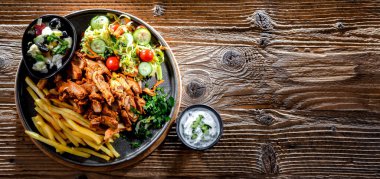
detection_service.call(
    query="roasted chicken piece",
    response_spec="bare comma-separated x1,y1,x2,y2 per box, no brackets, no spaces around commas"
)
58,81,88,100
93,71,114,105
126,77,141,94
101,115,118,129
104,128,120,142
102,104,118,118
135,96,146,114
68,56,86,80
104,123,126,142
120,110,132,129
91,100,102,113
85,59,111,81
72,99,88,114
37,79,48,90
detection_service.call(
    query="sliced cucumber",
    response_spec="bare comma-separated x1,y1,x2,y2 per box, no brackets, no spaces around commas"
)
90,39,107,54
138,62,153,77
123,33,134,46
133,28,151,45
91,16,109,29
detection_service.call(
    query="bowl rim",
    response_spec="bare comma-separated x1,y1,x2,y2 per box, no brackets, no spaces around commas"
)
15,9,182,171
21,14,78,79
176,104,223,151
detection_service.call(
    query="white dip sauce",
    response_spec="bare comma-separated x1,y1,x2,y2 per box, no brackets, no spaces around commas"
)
179,108,220,149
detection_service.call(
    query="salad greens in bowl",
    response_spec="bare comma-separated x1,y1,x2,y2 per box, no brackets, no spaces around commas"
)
22,15,77,79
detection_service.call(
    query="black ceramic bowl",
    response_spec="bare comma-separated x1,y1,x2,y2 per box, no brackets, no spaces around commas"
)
176,104,223,150
22,15,77,79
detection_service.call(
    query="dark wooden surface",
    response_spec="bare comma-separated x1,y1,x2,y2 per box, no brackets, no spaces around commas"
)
1,0,380,178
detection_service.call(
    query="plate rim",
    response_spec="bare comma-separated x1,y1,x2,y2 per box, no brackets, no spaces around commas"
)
15,8,182,171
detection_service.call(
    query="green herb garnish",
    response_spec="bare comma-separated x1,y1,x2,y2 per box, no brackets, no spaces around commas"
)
132,87,174,146
190,114,212,140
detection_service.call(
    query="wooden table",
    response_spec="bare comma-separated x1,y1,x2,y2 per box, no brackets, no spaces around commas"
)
1,0,380,178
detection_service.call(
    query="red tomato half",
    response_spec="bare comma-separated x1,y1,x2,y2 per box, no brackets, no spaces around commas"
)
106,56,120,71
139,49,154,62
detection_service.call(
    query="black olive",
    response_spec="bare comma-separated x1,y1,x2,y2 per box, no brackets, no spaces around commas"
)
61,31,68,38
49,18,61,29
36,43,49,53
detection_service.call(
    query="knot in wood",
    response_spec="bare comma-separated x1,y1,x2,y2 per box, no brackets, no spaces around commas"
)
186,80,206,99
248,10,273,30
335,22,345,30
259,37,270,47
258,114,273,126
152,4,165,16
221,50,245,71
260,143,279,174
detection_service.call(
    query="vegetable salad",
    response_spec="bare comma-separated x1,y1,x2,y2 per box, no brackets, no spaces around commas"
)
27,18,73,73
80,13,165,81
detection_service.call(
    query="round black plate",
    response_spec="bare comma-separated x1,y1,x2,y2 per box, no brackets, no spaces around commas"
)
15,9,181,168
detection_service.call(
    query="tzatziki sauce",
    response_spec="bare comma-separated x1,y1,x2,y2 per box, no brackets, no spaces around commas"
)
178,107,221,149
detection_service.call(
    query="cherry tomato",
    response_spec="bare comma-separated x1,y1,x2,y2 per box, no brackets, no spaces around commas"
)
106,56,120,71
139,49,154,62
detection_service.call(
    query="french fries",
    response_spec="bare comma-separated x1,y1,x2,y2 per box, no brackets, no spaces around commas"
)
50,99,74,110
106,142,120,158
24,76,121,161
76,147,110,161
25,131,90,158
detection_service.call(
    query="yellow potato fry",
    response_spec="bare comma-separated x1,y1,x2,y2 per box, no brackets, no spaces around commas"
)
50,99,74,110
106,142,120,158
35,107,61,131
53,107,89,127
50,128,66,146
35,99,60,120
71,131,95,143
42,88,49,96
60,108,89,126
56,129,67,140
63,131,79,147
76,147,110,161
82,138,102,151
34,116,54,141
25,76,45,99
66,119,102,144
32,117,47,137
27,87,39,101
25,131,90,158
100,145,114,158
70,132,85,146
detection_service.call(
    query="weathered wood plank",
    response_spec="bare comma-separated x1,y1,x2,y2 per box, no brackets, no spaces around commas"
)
1,0,380,177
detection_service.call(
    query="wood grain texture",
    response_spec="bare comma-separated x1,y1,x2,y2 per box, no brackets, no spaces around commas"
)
1,0,380,178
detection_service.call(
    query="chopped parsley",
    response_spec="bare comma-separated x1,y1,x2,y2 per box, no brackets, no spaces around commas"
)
131,87,174,148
